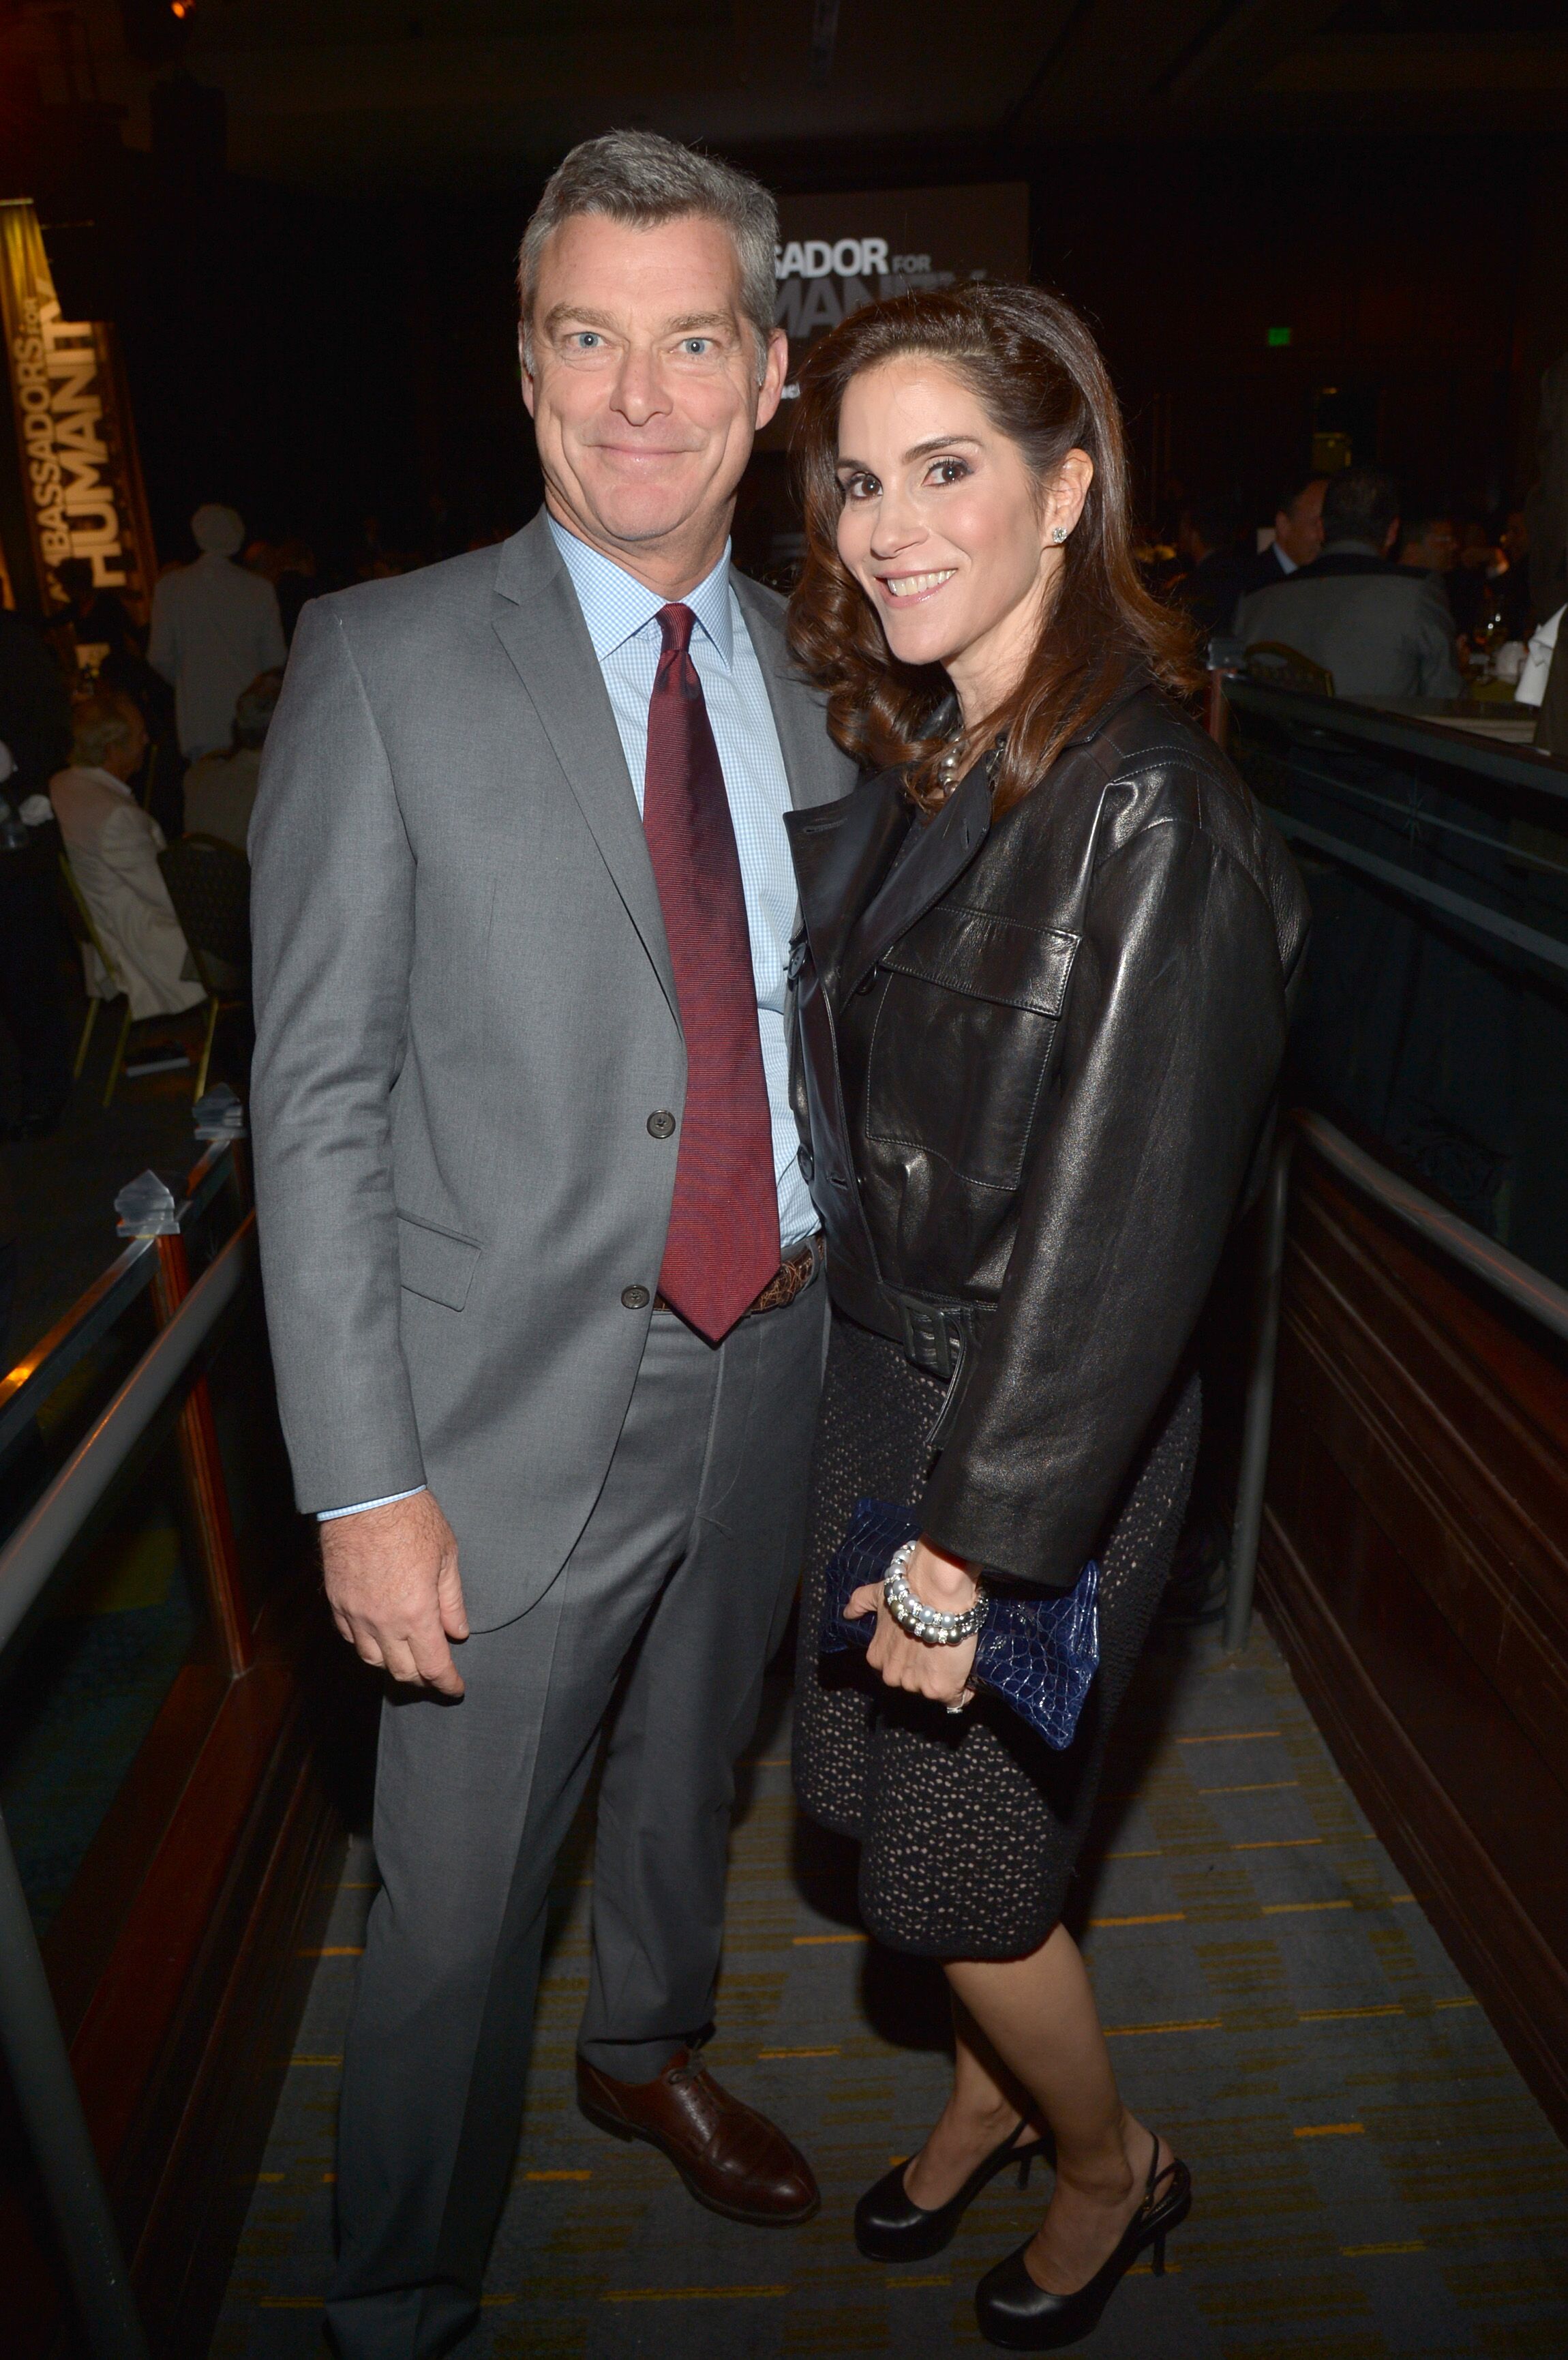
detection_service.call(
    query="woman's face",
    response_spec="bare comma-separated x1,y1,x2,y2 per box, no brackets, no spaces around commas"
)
834,357,1091,718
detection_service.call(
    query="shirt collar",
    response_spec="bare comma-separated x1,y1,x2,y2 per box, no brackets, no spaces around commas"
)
547,512,733,669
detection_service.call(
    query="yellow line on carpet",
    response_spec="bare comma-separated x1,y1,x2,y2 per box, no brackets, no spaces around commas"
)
1175,1729,1281,1744
792,1932,867,1945
1089,1912,1186,1928
524,2170,592,2181
1105,2017,1223,2037
1092,1994,1462,2040
290,2055,344,2065
1342,2242,1426,2257
299,1947,363,1957
1263,1899,1353,1915
601,2285,789,2303
890,2276,952,2288
1198,1779,1300,1794
757,2046,841,2059
1294,2123,1365,2138
1298,2003,1404,2022
1109,1835,1370,1859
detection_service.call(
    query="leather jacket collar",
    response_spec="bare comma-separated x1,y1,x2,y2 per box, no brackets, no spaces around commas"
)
785,663,1151,1003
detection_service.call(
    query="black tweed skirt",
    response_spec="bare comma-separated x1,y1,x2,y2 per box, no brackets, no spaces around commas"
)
794,1312,1201,1959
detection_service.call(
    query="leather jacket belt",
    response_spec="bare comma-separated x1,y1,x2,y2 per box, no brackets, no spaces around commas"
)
655,1232,824,1320
827,1259,995,1385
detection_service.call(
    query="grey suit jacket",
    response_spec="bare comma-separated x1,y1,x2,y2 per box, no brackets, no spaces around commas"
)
249,510,858,1628
1234,543,1461,702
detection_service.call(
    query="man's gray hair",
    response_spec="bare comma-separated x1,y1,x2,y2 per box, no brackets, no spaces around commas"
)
517,130,778,383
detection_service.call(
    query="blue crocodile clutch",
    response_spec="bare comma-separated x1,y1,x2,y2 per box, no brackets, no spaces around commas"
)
819,1497,1100,1752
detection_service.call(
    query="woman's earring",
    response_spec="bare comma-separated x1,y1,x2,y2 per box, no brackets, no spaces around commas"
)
1052,524,1068,543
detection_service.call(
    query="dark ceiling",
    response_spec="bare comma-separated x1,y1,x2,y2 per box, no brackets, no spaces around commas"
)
5,0,1568,194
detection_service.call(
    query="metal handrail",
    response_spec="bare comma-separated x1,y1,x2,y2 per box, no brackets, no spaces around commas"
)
0,1184,256,2360
0,1135,243,1463
0,1217,256,1656
1224,1111,1568,1651
1222,673,1568,799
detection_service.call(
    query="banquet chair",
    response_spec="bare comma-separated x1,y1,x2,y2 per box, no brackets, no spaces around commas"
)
156,834,252,1100
1245,641,1336,698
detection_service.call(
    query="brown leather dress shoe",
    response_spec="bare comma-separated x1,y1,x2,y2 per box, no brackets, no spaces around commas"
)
576,2048,819,2225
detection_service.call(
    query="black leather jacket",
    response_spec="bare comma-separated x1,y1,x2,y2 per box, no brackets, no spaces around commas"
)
786,674,1311,1591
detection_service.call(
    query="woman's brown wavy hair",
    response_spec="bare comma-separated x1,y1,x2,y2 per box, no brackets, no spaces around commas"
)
785,282,1201,818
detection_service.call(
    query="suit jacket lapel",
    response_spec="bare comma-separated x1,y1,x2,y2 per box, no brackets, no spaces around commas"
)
733,573,847,813
490,516,678,1024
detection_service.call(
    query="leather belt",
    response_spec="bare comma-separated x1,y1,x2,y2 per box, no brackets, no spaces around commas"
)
655,1232,824,1321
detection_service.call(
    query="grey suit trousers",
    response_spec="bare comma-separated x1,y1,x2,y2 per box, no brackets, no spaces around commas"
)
325,1275,828,2360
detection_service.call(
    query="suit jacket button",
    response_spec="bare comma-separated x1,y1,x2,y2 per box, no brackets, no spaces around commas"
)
621,1285,650,1310
647,1110,676,1139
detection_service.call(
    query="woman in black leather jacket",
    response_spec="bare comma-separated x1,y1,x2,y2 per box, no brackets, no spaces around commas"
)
784,284,1310,2349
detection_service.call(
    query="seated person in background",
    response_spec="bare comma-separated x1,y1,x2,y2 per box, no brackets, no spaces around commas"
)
1239,473,1327,596
1169,494,1248,642
50,691,206,1023
183,670,282,849
1398,511,1460,582
1233,466,1461,701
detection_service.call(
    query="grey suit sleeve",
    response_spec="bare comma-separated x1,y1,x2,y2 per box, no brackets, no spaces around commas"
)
248,599,425,1512
1415,580,1462,698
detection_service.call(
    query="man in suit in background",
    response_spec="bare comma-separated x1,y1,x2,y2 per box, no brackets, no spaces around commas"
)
1234,466,1460,700
1169,493,1250,644
1239,473,1327,599
250,130,857,2359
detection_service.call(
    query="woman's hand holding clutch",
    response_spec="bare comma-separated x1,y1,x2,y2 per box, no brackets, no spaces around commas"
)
847,1539,980,1708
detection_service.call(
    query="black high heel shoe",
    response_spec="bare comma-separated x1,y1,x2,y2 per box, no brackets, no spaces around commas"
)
854,2119,1051,2262
974,2130,1191,2350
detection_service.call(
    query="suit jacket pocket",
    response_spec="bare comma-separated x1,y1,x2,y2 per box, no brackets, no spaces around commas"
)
396,1211,481,1311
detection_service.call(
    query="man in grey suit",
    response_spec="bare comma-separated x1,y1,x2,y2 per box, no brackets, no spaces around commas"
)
250,132,856,2357
1234,466,1460,701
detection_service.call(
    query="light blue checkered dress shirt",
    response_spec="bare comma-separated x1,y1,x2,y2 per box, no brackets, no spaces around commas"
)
320,518,814,1521
546,513,814,1249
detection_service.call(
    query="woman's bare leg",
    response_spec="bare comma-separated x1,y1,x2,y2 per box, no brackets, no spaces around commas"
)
901,1996,1042,2207
931,1924,1172,2291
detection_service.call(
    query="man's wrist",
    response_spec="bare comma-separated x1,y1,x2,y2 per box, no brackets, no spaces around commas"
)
318,1486,426,1523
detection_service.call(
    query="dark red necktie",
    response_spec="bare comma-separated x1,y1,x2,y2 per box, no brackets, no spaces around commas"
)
643,603,781,1343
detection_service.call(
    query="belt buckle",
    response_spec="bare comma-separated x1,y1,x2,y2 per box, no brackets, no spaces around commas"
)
899,1298,961,1382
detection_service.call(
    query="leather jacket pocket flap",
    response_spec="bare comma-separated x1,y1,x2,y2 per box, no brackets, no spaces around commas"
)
397,1212,480,1311
881,906,1079,1017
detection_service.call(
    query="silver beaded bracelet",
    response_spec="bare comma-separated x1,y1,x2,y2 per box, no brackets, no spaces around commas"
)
881,1539,987,1644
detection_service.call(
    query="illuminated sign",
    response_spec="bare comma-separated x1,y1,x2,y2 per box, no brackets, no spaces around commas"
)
759,183,1029,446
0,200,158,621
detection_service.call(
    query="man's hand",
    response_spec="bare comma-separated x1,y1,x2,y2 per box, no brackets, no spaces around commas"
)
847,1538,979,1709
321,1489,469,1697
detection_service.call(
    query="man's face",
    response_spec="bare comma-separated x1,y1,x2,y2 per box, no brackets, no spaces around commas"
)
1275,478,1326,569
1406,518,1458,572
521,212,787,571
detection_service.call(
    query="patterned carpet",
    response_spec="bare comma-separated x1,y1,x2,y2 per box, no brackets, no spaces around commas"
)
212,1617,1568,2358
